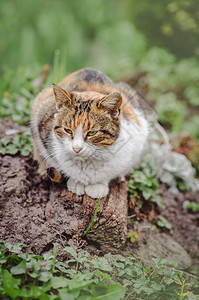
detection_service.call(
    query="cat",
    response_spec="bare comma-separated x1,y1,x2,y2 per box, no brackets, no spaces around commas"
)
31,68,149,198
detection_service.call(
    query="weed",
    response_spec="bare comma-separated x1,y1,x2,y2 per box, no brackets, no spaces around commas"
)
128,170,164,208
0,241,124,300
0,241,197,300
183,201,199,213
127,231,139,243
0,131,32,156
157,216,172,230
175,279,193,300
0,67,42,125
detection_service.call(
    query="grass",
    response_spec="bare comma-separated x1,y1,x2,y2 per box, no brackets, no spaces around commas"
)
83,197,101,237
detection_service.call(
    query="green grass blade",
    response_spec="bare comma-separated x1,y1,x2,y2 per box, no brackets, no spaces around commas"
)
83,197,101,237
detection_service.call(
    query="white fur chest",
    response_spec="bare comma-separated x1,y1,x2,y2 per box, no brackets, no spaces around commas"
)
60,156,107,185
49,113,149,185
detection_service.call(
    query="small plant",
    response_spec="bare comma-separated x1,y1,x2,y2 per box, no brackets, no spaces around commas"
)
176,178,191,192
175,279,193,300
157,216,172,230
183,201,199,213
0,131,32,156
0,94,32,125
128,170,164,208
127,231,139,243
0,241,125,300
0,241,197,300
0,67,44,125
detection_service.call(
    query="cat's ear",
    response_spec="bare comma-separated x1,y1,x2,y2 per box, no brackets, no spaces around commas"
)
53,84,73,108
98,92,122,116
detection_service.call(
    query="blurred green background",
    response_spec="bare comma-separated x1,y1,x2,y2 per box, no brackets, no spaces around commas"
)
0,0,199,144
1,0,199,76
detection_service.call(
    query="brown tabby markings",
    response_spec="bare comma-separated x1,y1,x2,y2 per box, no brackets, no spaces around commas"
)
57,68,140,126
53,91,120,147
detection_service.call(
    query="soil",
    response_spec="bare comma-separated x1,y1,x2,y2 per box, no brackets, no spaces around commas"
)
0,119,199,271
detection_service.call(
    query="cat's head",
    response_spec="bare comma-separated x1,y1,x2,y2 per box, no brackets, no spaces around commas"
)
52,84,122,157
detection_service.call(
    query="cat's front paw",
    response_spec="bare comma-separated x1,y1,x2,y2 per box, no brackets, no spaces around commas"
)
67,178,85,195
85,183,109,199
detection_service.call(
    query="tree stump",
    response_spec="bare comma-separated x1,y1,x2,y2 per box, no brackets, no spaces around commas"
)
0,154,128,255
46,179,128,252
0,117,128,256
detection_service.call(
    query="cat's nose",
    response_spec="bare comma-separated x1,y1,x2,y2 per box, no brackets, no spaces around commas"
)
73,147,82,153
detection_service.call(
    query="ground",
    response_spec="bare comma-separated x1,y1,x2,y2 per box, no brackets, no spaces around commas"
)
0,118,198,275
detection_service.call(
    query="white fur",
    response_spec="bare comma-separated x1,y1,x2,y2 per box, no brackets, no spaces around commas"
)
42,109,149,198
72,123,84,150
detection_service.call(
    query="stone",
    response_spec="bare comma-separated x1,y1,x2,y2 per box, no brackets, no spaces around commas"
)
133,225,191,270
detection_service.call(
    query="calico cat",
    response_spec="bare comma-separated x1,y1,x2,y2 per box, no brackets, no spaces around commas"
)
31,68,149,198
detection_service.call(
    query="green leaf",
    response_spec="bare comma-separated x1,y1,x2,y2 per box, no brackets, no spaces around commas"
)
59,288,80,300
68,278,94,291
130,235,137,243
91,283,125,300
39,271,53,282
96,257,112,272
150,195,164,208
55,261,76,276
183,201,199,212
94,270,112,282
20,144,32,156
150,282,164,291
12,135,22,147
0,148,6,155
5,144,19,155
157,216,172,230
64,247,78,259
2,269,20,299
28,260,41,278
132,171,149,185
43,252,55,261
51,276,69,289
152,258,167,268
19,286,51,299
0,138,10,146
142,188,154,200
176,179,190,191
5,242,26,253
10,260,26,275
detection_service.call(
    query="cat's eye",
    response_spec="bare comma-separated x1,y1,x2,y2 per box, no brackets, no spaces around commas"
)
87,131,97,136
64,128,72,134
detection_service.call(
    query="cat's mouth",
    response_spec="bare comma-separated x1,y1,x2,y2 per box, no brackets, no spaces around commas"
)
72,154,89,162
72,150,94,161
